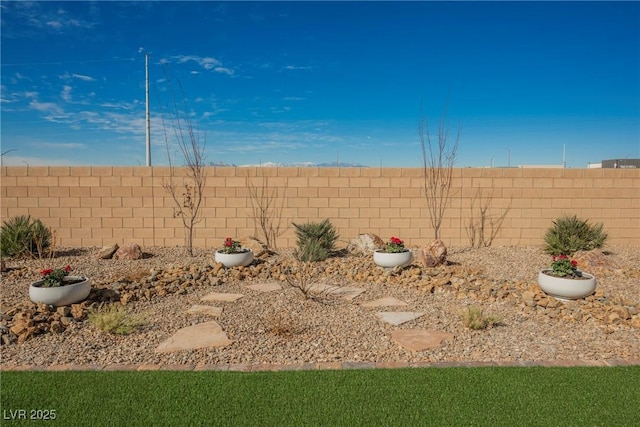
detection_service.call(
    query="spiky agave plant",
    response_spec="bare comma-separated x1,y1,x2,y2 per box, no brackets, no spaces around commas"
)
543,214,607,256
292,218,339,262
0,215,51,258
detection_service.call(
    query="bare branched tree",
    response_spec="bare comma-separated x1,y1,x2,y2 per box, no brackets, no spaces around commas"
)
419,97,460,240
157,72,207,256
247,169,286,251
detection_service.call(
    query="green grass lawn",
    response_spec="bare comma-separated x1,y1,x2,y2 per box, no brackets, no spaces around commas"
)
2,367,639,426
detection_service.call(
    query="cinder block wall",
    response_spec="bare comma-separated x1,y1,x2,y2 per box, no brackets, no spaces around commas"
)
1,166,638,249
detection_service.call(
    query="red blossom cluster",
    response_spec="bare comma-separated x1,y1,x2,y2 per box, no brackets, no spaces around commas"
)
390,237,403,245
553,255,578,267
40,265,71,276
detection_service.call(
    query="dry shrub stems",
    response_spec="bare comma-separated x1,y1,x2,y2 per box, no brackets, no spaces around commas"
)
284,258,338,302
466,187,511,248
247,170,286,251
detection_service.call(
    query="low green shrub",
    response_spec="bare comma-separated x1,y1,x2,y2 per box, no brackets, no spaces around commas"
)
88,304,145,335
292,219,339,262
0,215,52,258
544,214,607,256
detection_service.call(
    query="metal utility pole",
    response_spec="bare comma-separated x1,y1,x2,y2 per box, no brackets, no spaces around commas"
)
145,51,151,166
562,144,566,168
140,48,151,166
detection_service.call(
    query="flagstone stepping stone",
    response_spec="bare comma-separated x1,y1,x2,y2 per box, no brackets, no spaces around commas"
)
201,292,244,302
187,305,222,317
155,321,231,353
391,329,454,352
307,283,366,300
245,283,282,292
361,297,408,308
376,312,425,326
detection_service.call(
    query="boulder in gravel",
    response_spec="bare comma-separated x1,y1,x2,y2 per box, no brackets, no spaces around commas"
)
348,233,384,254
419,239,447,267
573,250,619,273
114,243,143,260
97,243,119,259
0,259,7,272
238,236,269,258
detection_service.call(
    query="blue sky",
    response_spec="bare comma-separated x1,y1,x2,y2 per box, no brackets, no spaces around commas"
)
1,1,638,168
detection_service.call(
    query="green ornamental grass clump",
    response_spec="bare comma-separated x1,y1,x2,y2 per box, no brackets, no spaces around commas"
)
292,219,339,262
88,305,145,335
543,214,607,256
0,215,52,258
461,306,501,330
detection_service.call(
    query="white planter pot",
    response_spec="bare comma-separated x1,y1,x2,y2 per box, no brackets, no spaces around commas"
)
29,276,91,306
537,269,596,301
215,249,254,267
373,249,412,268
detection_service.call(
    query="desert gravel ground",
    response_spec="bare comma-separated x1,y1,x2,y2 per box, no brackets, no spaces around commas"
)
1,245,639,368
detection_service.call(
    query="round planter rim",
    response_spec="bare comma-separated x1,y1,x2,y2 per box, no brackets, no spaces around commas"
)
373,249,411,254
30,275,89,288
539,269,595,280
215,249,252,255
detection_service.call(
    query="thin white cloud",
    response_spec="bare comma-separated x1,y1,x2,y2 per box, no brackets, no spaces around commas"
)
59,72,96,82
72,73,95,82
29,100,65,115
283,65,313,71
172,55,221,70
214,67,234,76
61,85,72,101
33,142,86,150
164,54,235,75
1,2,95,37
99,102,136,110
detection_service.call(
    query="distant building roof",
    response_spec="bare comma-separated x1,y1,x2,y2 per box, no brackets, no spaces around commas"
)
601,159,640,169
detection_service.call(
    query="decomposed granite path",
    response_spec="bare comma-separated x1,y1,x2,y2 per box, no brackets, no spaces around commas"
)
155,282,453,354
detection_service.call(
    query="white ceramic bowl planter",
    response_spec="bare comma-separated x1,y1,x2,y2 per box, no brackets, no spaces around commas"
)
373,249,413,268
537,269,596,301
29,276,91,306
215,249,254,267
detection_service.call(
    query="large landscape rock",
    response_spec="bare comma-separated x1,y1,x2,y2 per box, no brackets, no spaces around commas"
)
573,249,620,274
97,243,119,260
348,233,385,254
419,239,447,267
238,236,270,258
114,243,143,260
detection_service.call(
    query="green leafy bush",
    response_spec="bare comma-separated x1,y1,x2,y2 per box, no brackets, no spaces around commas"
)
543,215,607,256
0,215,52,258
292,219,339,262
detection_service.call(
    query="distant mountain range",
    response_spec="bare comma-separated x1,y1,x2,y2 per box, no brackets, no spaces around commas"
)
208,161,368,168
